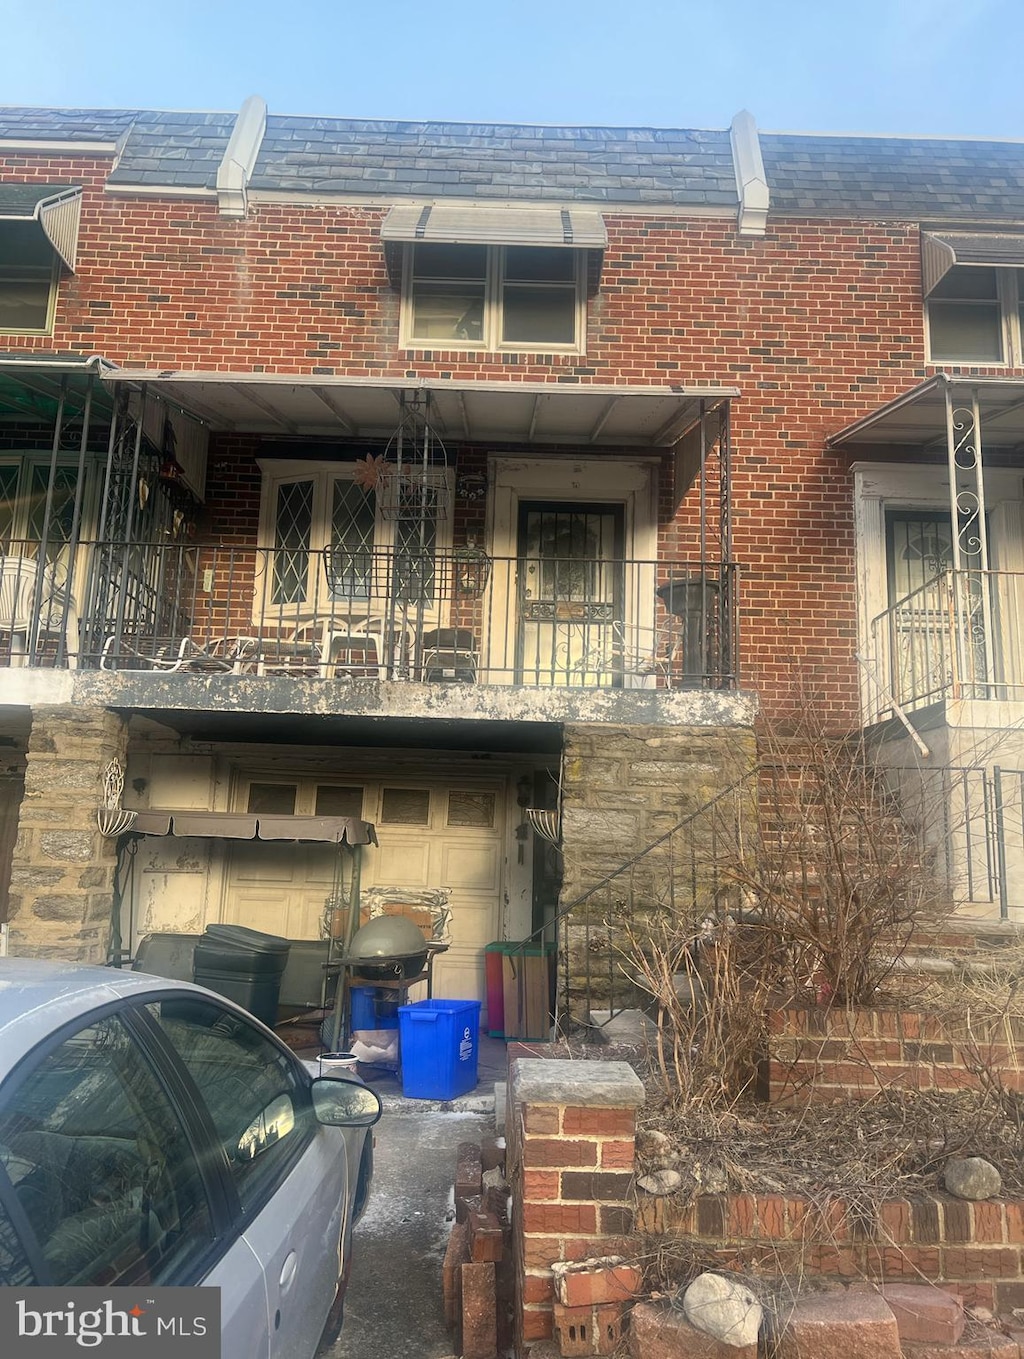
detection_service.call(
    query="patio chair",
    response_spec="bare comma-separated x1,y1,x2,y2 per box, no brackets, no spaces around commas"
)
0,555,79,668
100,635,235,672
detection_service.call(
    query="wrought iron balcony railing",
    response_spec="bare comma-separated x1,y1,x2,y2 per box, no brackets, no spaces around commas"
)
0,540,739,691
869,568,1024,716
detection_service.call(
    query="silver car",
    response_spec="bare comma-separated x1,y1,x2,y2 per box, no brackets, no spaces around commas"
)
0,959,381,1358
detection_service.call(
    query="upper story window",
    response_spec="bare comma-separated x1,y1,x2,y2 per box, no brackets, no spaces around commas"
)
0,186,82,334
926,264,1024,365
0,226,57,333
403,243,584,352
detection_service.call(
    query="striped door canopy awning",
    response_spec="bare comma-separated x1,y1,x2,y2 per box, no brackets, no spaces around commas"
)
132,811,378,844
0,183,83,272
921,230,1024,296
380,203,608,249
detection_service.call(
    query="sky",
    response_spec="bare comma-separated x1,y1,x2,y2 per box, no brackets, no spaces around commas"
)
4,0,1024,139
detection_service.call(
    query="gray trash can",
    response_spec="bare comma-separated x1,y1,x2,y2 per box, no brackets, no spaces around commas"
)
193,924,291,1027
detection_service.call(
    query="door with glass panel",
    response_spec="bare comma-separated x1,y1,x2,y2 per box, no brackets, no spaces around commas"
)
885,510,994,703
516,502,624,686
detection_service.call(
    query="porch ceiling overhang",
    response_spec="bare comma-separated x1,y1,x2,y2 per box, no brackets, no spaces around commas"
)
0,184,83,272
827,375,1024,454
0,355,119,423
101,371,737,448
132,810,378,844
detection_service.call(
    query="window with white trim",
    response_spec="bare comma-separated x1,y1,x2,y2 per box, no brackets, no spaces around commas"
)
257,460,453,619
402,244,584,351
926,266,1024,364
0,227,57,333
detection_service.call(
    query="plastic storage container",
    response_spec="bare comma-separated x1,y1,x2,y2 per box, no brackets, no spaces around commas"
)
350,983,400,1031
484,942,511,1037
193,924,291,1027
398,998,482,1100
132,932,199,983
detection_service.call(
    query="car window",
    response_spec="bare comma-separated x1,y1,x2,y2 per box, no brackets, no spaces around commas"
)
146,999,309,1215
0,1195,36,1286
0,1012,215,1286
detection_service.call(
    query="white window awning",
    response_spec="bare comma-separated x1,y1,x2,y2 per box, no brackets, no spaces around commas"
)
380,203,608,250
921,230,1024,296
0,183,83,272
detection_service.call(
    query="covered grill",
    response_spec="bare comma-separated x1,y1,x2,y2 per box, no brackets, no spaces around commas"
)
347,916,429,981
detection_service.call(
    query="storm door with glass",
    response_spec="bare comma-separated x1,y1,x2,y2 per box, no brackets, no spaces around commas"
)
516,502,624,686
886,510,991,703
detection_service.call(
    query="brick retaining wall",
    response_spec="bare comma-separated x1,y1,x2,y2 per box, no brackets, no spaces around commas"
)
766,1004,1024,1104
635,1187,1024,1313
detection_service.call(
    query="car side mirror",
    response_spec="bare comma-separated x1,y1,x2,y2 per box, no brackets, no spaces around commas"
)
311,1076,383,1127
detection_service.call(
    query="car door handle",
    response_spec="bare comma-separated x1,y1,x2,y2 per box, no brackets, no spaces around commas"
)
279,1251,298,1294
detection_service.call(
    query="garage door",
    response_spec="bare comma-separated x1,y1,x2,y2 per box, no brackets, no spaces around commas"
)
224,776,505,1004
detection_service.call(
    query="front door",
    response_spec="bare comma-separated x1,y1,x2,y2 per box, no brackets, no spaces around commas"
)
516,502,624,685
885,510,992,700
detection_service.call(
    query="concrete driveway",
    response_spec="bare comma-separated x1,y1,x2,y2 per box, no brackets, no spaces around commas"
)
327,1036,506,1359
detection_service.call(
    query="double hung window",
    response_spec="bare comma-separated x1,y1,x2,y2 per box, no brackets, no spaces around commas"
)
927,265,1024,364
403,244,583,351
0,226,56,333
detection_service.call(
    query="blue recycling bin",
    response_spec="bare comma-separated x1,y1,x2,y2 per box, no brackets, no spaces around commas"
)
398,998,481,1099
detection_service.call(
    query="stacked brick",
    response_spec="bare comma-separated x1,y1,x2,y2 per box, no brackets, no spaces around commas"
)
629,1282,1024,1359
635,1184,1024,1313
444,1137,514,1358
507,1057,646,1353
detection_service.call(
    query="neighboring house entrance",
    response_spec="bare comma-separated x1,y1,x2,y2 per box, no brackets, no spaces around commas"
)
516,501,624,686
222,775,504,1004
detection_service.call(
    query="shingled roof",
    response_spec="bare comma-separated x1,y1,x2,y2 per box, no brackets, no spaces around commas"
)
0,106,139,143
247,117,738,205
762,133,1024,221
5,102,1024,223
107,110,237,190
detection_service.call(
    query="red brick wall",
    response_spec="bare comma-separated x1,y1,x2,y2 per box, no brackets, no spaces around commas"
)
5,150,1024,718
636,1187,1024,1312
766,1004,1024,1104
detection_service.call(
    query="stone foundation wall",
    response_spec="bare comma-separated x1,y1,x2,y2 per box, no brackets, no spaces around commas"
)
558,722,756,1014
7,705,128,961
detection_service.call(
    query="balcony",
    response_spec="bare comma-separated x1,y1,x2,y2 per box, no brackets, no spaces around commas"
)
0,542,738,692
869,568,1024,717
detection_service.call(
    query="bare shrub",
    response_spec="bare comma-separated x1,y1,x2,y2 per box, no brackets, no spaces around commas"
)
728,703,950,1006
624,910,772,1108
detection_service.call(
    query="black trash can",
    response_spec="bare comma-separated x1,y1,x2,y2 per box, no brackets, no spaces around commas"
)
193,924,291,1027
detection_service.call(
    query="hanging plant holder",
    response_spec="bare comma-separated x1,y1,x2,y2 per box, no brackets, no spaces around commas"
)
96,758,138,838
526,807,562,848
379,392,449,522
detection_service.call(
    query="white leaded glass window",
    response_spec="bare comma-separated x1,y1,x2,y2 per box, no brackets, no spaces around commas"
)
257,459,452,619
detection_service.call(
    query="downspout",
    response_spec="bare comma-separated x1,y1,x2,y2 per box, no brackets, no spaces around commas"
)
730,111,769,237
216,95,267,219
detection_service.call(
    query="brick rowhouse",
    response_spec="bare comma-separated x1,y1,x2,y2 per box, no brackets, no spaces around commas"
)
3,134,1001,723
